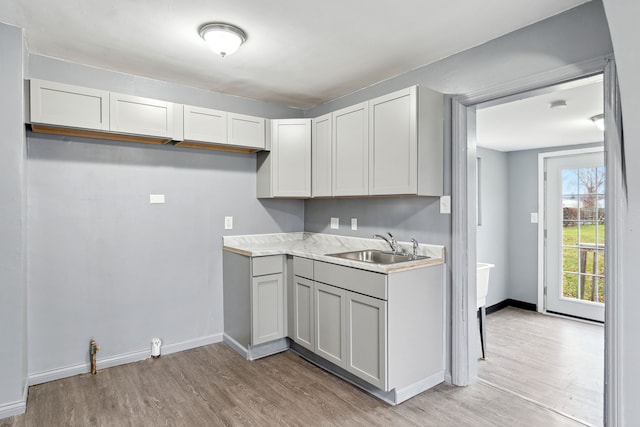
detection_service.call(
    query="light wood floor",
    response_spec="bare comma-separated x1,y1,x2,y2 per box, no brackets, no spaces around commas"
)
2,308,597,427
478,307,604,427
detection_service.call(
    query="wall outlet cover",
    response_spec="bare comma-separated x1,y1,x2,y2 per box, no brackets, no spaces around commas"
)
330,217,339,229
531,212,539,223
224,216,233,230
149,194,165,204
351,217,358,231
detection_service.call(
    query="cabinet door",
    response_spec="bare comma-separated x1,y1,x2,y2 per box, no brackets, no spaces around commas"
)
30,79,109,131
251,273,285,345
272,119,311,197
293,276,315,351
332,102,369,196
312,113,332,197
314,282,346,367
228,113,265,149
369,86,417,195
183,105,227,144
346,291,387,390
110,93,174,138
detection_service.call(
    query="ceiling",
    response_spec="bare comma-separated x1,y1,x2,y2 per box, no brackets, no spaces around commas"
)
0,0,589,110
476,75,604,151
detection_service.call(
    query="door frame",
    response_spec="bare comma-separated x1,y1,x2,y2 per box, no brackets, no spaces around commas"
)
451,55,623,425
537,146,605,318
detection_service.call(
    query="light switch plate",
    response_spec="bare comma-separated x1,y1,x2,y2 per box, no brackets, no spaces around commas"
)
531,212,539,223
150,194,165,204
224,216,233,230
439,195,451,214
330,217,339,229
351,217,358,231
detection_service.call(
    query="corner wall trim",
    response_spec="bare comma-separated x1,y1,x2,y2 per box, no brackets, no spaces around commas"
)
28,333,224,386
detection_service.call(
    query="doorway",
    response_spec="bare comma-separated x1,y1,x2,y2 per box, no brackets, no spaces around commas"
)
451,58,623,424
544,149,605,322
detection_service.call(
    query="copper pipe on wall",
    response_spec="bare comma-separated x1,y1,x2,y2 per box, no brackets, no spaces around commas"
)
90,340,100,374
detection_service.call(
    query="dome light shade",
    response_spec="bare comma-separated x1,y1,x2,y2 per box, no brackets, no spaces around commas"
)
591,114,605,131
199,23,247,57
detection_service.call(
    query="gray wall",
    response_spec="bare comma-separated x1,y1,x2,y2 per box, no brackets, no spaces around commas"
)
0,22,27,412
305,197,450,246
26,61,305,377
476,147,509,307
601,0,640,423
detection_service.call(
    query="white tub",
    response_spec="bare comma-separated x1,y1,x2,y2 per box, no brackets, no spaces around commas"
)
477,263,495,308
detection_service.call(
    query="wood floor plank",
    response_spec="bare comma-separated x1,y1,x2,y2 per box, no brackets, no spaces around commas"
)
3,324,589,427
478,307,603,426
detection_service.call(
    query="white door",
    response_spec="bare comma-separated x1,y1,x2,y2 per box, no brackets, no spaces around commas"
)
546,150,605,322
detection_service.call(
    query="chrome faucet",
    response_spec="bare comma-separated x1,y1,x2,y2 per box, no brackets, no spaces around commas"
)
410,238,419,258
374,232,398,254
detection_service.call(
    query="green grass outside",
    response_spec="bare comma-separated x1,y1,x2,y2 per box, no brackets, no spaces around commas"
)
562,223,605,302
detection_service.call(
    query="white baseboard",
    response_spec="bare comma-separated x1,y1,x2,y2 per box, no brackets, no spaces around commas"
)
394,371,445,404
0,398,26,420
28,333,224,386
162,333,223,356
223,334,249,359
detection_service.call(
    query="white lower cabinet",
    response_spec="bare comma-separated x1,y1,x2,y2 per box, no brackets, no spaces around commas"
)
223,252,287,360
314,282,347,367
292,276,314,351
291,256,444,400
345,291,387,390
251,273,285,345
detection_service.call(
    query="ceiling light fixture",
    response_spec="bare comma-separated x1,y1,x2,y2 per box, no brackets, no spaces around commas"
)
590,114,605,131
199,23,247,57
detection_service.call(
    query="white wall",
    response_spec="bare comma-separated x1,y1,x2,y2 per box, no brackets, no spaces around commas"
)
25,58,305,382
601,0,640,423
0,22,27,418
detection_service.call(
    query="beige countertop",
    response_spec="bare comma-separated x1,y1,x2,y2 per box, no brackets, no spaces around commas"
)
223,232,445,274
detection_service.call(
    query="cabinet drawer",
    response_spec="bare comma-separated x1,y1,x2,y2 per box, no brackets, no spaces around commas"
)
252,255,283,277
314,261,387,300
293,256,314,279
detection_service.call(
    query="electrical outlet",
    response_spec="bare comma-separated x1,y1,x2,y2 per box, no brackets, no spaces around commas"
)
531,212,539,223
351,217,358,231
224,216,233,230
149,194,165,204
330,217,339,229
439,195,451,214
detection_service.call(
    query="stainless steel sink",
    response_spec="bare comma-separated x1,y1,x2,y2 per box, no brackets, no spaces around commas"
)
326,249,429,264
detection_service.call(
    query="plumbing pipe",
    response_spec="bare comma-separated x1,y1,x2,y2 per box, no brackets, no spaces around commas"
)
90,340,100,374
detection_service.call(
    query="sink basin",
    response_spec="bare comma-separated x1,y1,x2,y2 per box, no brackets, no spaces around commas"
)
326,249,429,264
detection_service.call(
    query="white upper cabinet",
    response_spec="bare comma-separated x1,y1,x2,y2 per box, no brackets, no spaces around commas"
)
369,87,417,195
257,119,311,198
183,105,227,144
29,79,267,151
312,113,332,197
332,102,369,196
110,93,174,138
228,113,265,150
30,79,109,131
